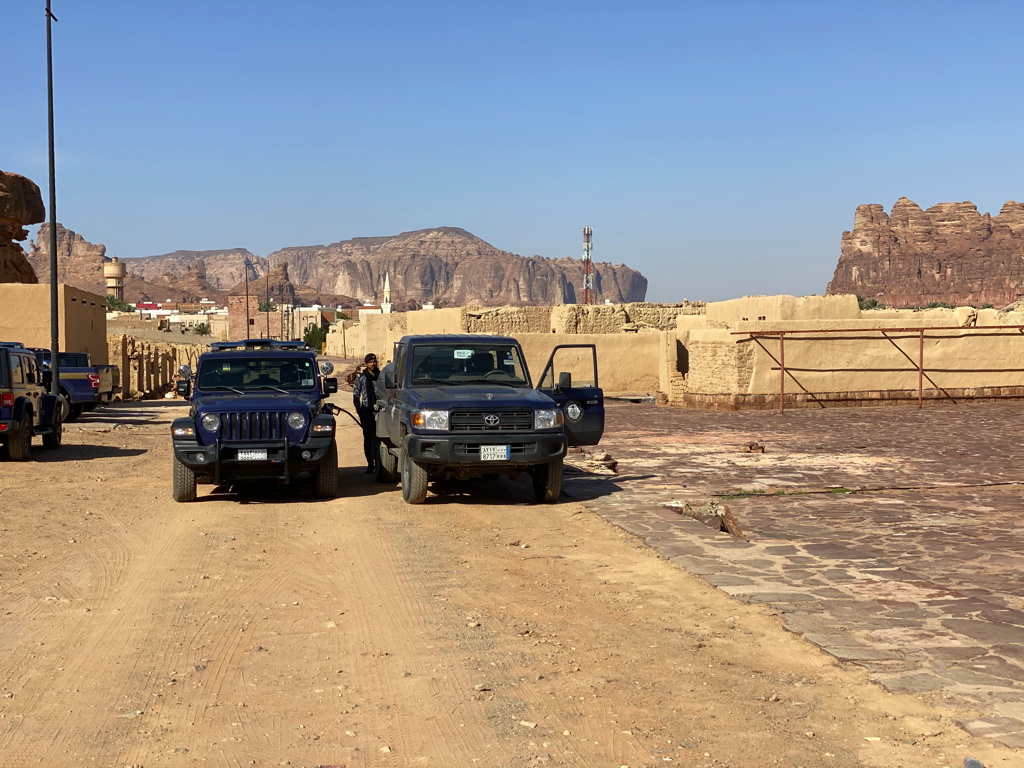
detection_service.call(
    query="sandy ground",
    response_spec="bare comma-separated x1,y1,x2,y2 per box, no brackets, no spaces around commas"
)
0,400,1016,768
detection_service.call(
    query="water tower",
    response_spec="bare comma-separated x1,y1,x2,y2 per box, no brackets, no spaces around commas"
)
103,257,127,302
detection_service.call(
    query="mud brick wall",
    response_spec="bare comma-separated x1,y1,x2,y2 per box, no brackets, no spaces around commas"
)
107,334,206,399
684,335,754,396
464,306,552,334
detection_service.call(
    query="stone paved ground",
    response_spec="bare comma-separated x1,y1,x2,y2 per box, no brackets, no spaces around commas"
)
564,401,1024,749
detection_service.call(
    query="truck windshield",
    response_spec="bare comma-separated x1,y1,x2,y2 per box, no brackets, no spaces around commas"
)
409,344,530,387
196,357,318,391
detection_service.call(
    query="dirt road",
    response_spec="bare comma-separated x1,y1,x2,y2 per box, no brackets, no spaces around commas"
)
0,401,1016,768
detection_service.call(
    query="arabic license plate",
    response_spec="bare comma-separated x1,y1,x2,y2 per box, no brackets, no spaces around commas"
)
237,449,268,461
480,445,510,461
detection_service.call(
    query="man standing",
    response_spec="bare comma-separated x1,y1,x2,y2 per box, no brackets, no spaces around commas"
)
353,353,380,473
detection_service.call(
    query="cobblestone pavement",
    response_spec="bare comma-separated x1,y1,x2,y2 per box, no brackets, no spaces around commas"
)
564,401,1024,749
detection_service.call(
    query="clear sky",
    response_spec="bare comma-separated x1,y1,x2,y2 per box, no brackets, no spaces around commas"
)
5,1,1023,302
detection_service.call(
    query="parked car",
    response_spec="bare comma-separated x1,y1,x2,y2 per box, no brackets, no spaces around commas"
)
170,339,340,502
376,334,604,504
30,349,120,422
0,343,63,459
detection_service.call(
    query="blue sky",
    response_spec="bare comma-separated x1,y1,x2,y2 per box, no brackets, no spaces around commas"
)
5,1,1023,302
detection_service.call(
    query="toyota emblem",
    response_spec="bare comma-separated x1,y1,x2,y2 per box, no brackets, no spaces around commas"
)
484,414,500,427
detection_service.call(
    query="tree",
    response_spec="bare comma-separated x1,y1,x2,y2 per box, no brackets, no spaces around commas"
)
105,295,134,313
192,323,212,336
304,324,327,351
258,300,277,313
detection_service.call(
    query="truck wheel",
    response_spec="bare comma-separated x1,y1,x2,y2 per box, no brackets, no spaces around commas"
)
57,394,71,422
8,415,33,461
314,441,339,499
376,442,399,483
531,457,564,503
65,403,84,423
400,445,428,504
42,416,63,450
172,455,197,502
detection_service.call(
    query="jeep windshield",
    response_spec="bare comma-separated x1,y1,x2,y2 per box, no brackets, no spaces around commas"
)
196,357,319,392
409,344,530,387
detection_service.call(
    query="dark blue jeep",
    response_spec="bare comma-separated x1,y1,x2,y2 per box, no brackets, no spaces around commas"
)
376,334,604,504
0,342,63,460
171,340,340,501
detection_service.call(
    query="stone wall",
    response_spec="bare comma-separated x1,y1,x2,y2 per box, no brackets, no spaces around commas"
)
107,335,205,399
0,284,108,362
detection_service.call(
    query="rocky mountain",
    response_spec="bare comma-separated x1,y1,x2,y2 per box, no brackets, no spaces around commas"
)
29,225,648,307
828,197,1024,307
265,227,647,306
0,170,43,284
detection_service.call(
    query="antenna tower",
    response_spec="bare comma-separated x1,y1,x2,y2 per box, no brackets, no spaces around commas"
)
581,226,594,305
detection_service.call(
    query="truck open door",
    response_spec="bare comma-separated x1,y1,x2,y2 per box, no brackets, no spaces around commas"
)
536,344,604,446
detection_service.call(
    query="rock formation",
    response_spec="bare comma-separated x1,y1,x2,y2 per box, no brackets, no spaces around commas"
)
828,198,1024,307
28,222,108,291
126,248,265,291
0,170,43,283
265,227,647,306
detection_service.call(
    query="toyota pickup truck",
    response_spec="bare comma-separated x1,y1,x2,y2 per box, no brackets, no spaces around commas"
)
31,349,120,421
375,334,604,504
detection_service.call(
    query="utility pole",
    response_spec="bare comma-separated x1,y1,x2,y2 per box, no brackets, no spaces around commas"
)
243,257,250,339
265,271,270,338
581,226,594,305
46,1,60,395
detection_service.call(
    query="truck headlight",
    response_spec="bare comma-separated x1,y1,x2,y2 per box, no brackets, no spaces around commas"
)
412,410,449,430
200,413,220,432
287,412,307,430
534,409,563,429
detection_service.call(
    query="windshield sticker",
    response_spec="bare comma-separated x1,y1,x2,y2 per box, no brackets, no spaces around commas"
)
503,359,515,366
453,349,473,359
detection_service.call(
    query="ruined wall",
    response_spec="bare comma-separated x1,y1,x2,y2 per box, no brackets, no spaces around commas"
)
107,335,205,399
464,306,552,334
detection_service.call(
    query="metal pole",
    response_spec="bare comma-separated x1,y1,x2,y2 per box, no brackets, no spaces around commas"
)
265,272,270,338
779,333,786,413
918,329,924,408
243,258,250,338
46,1,60,396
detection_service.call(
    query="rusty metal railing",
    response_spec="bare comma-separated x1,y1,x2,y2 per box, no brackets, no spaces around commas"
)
731,325,1024,412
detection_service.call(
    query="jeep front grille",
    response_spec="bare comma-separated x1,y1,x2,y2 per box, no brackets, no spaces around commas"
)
219,412,287,441
450,409,533,432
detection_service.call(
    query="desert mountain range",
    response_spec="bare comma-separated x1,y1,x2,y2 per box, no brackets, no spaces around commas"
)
26,224,648,308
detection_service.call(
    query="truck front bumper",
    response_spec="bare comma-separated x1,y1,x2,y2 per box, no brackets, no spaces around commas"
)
173,435,335,484
405,432,566,468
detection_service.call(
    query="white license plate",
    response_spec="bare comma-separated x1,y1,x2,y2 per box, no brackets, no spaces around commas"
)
480,445,510,461
237,449,268,461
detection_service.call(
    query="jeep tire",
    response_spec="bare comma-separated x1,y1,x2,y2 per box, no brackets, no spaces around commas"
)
313,440,338,499
531,457,563,504
172,455,197,502
376,442,399,483
8,415,32,461
42,416,62,450
400,445,428,504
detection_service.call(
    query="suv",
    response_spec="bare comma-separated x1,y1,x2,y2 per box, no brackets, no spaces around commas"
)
376,334,604,504
171,340,340,502
0,342,63,459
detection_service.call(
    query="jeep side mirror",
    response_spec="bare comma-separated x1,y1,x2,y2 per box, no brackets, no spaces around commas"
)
41,370,53,387
384,370,395,389
176,380,191,398
324,378,338,394
558,371,572,390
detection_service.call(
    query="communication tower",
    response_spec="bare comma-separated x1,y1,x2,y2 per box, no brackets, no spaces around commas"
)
581,226,594,305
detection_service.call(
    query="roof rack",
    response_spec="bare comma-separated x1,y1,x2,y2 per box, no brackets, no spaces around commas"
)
0,342,25,348
209,339,312,351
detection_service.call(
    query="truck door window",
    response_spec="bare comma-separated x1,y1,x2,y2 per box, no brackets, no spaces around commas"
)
10,355,24,385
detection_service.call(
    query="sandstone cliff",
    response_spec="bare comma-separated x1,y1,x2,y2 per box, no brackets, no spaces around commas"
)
28,223,108,291
828,198,1024,307
266,227,647,306
0,170,43,284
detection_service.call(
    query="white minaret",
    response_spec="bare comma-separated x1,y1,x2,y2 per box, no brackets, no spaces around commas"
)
381,273,393,314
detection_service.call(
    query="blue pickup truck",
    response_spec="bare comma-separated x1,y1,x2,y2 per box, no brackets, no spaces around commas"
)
30,349,119,422
375,334,604,504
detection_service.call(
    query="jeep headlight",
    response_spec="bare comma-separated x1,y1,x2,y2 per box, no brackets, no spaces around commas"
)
412,409,449,430
534,409,563,429
287,412,307,430
200,413,220,433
